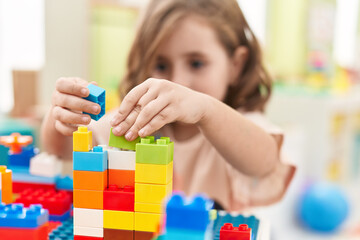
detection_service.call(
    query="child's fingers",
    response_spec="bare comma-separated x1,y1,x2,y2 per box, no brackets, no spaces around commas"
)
111,82,150,126
55,120,78,136
138,106,176,137
125,97,169,139
56,77,90,97
112,106,141,136
53,106,91,125
53,92,100,115
111,86,157,128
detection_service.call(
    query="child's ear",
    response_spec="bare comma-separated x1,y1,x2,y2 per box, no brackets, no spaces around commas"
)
230,46,248,85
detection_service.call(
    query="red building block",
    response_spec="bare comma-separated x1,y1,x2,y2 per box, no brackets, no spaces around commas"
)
0,223,48,240
104,185,134,211
74,236,104,240
13,181,56,193
15,188,71,215
220,223,252,240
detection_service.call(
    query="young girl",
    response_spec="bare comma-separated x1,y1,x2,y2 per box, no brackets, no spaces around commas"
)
41,0,295,211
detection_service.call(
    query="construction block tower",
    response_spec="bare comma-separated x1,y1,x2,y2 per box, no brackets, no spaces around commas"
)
103,129,138,238
73,126,108,239
72,126,174,240
134,136,173,238
0,165,13,204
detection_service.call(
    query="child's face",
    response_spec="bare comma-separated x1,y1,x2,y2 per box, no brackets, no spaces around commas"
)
151,15,246,101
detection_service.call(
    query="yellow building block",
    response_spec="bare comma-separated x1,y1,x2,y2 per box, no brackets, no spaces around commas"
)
73,126,92,152
103,210,134,230
134,212,162,232
135,161,173,184
135,202,163,214
0,166,12,204
135,181,172,204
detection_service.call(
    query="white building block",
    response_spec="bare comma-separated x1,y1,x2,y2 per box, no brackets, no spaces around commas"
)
74,208,103,228
29,152,63,177
74,226,103,237
108,149,135,170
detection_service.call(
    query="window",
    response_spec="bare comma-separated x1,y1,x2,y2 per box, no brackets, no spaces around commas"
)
0,0,44,113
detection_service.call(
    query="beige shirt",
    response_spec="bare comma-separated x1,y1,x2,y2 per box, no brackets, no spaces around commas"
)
90,111,295,211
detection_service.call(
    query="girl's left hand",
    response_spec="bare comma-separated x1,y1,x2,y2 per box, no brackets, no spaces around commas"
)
110,78,209,141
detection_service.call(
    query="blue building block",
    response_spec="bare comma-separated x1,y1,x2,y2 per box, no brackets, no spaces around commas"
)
55,175,73,190
212,211,260,240
49,209,71,222
166,193,213,232
8,145,38,168
83,83,105,121
73,146,108,171
49,217,73,240
0,203,49,228
164,228,212,240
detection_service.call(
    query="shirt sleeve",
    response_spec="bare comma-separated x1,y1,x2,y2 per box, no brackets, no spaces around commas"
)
226,111,296,211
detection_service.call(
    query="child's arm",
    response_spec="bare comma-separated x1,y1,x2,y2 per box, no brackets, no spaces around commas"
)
41,78,101,159
111,78,277,177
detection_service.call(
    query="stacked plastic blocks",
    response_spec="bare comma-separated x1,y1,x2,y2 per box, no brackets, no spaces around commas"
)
134,136,174,238
73,126,174,240
0,203,49,240
73,126,107,239
163,193,214,240
15,188,72,221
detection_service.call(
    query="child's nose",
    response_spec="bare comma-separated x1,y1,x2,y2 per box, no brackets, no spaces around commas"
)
171,68,192,88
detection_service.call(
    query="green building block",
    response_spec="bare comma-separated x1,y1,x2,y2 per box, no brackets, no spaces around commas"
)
135,137,174,165
109,127,140,151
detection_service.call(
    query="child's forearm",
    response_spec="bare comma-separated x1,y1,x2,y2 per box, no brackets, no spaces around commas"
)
41,107,73,159
197,96,278,177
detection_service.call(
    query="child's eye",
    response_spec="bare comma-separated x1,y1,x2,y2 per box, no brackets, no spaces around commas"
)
190,60,204,69
156,63,167,72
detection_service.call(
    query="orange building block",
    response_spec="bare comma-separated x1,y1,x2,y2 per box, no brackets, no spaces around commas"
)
73,170,108,191
0,165,13,204
108,169,134,188
73,189,103,209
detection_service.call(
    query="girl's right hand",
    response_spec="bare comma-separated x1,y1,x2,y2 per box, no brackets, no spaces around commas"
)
51,77,101,136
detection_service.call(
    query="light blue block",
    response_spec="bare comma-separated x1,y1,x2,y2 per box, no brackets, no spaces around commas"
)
164,228,210,240
55,175,73,190
12,172,56,184
83,84,105,121
73,146,108,171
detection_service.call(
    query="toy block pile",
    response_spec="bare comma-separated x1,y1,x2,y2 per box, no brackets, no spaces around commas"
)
0,165,13,204
14,188,72,221
162,193,214,240
0,132,35,168
72,126,174,240
0,203,49,240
